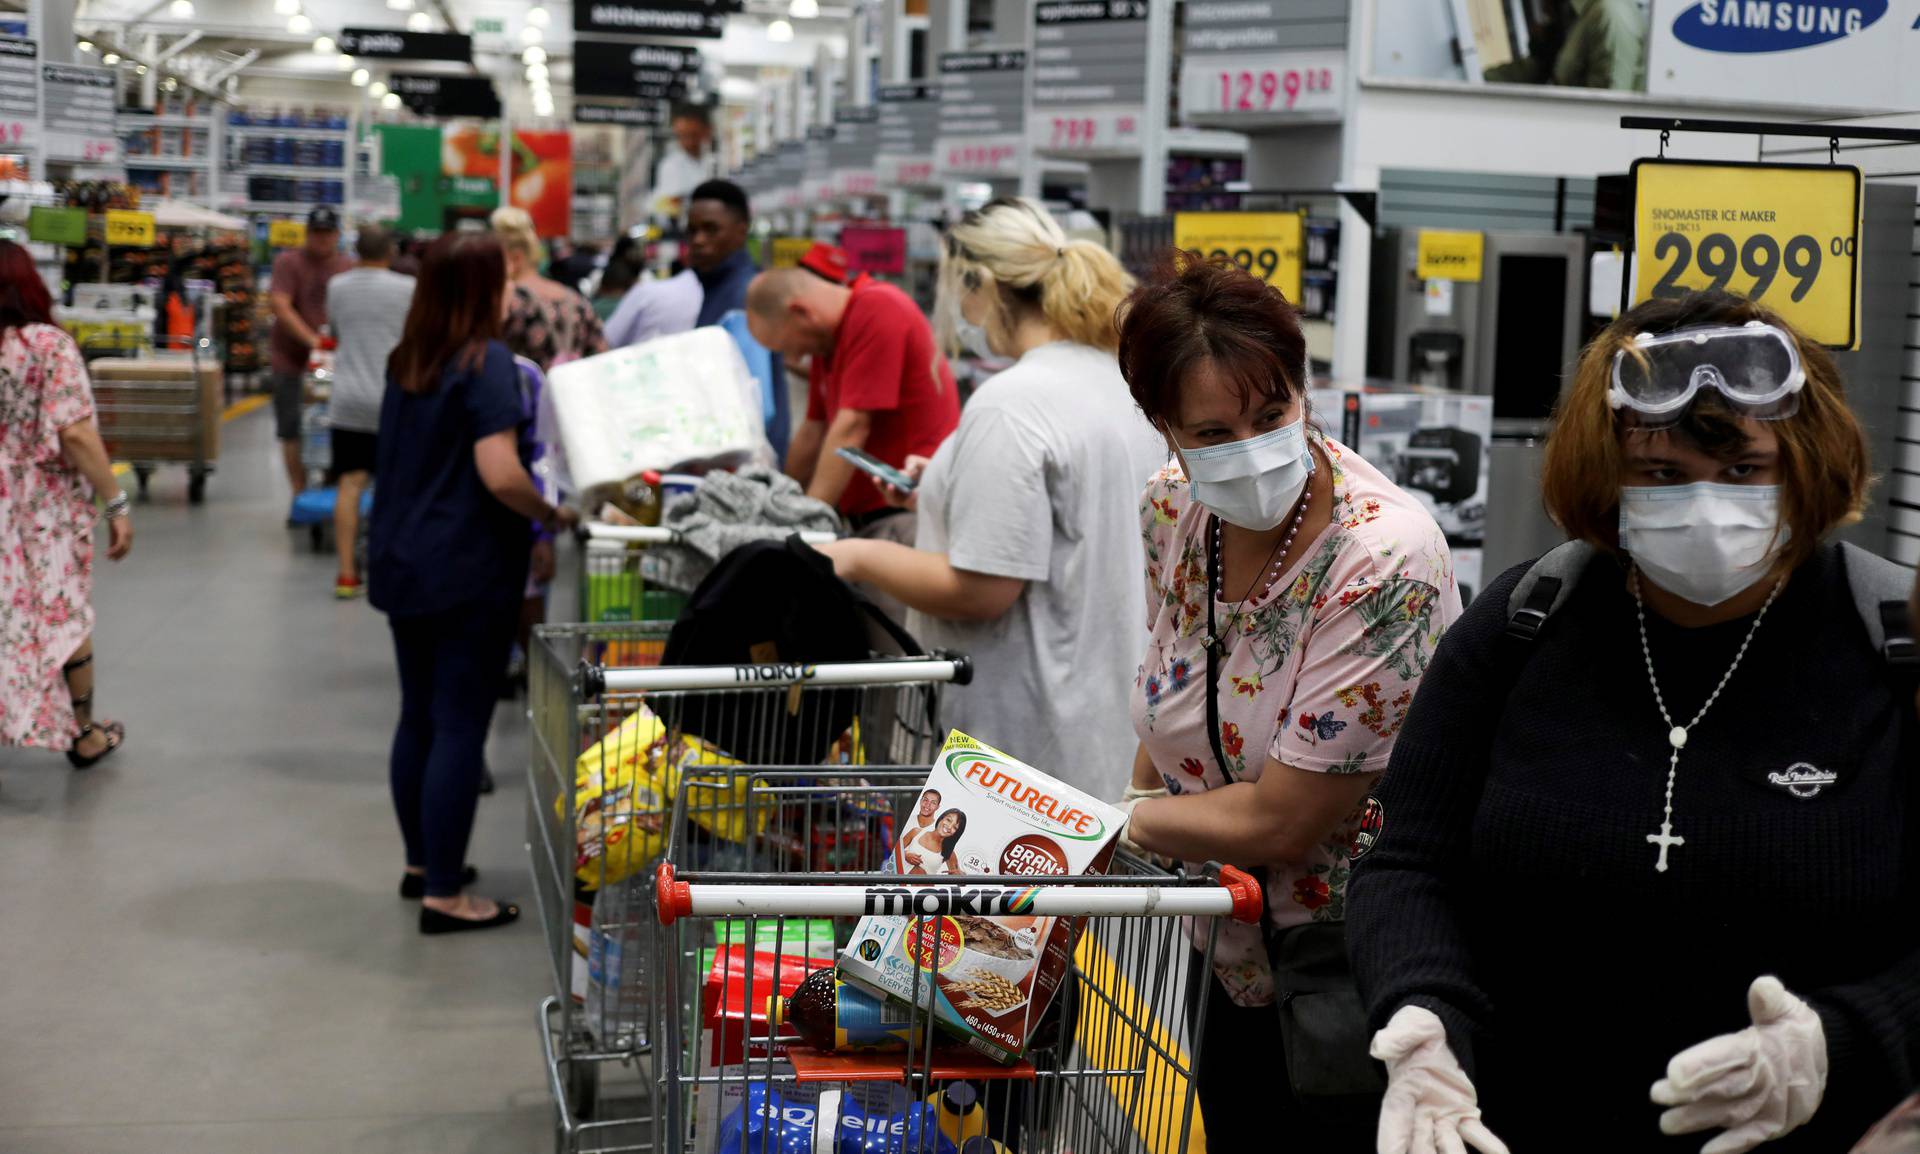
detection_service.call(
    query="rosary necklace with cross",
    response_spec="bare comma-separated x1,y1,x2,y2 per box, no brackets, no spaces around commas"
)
1629,566,1784,872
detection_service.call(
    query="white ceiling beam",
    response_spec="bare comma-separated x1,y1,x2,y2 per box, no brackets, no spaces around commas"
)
152,30,202,62
204,47,258,85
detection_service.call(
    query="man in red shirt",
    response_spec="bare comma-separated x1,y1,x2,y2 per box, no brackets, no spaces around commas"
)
268,206,352,497
746,268,958,525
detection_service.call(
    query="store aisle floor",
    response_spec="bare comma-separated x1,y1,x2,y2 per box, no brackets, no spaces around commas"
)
0,409,555,1152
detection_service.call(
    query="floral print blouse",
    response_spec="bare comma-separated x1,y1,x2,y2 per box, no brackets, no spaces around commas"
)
1131,430,1460,1006
504,280,608,372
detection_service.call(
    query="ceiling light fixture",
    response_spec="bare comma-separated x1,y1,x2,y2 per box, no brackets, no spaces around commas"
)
369,80,388,97
525,61,548,81
766,18,793,40
162,76,178,91
527,5,551,27
380,91,401,110
287,12,312,33
385,0,413,9
350,67,369,86
134,64,148,74
406,11,430,31
522,45,546,65
274,0,299,14
518,24,543,45
789,0,819,19
335,53,354,70
101,51,120,64
77,40,94,52
168,0,195,16
312,35,335,54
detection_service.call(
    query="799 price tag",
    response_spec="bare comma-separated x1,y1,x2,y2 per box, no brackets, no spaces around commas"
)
1632,159,1863,349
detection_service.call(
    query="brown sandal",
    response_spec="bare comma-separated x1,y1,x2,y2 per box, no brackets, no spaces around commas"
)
68,719,125,769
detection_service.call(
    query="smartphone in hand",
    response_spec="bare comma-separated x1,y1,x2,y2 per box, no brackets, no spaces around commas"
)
835,446,917,493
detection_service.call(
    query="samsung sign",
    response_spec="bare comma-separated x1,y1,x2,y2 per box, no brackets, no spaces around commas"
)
1671,0,1884,51
1649,0,1915,109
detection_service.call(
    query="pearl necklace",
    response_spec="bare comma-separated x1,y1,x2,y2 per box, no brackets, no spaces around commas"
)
1630,565,1784,872
1210,473,1314,623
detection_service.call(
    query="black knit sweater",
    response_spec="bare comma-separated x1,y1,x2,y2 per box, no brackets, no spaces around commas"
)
1348,543,1920,1152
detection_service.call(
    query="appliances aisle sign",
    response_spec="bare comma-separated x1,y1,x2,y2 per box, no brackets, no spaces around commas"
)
1173,212,1305,304
1177,0,1345,122
1648,1,1918,110
41,63,115,163
1028,0,1149,156
0,38,38,154
876,82,939,190
1631,159,1863,349
936,50,1026,178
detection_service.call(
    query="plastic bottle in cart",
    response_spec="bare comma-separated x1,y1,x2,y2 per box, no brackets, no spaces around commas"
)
771,968,924,1051
620,469,663,526
927,1083,987,1147
584,886,649,1049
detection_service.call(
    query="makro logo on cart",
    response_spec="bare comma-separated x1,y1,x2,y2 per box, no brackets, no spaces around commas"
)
1672,0,1887,52
943,749,1108,840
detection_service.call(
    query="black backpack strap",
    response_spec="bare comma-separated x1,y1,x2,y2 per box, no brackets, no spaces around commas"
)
1497,540,1598,690
1839,542,1920,684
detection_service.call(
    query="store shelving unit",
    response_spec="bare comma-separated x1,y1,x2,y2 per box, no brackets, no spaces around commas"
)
218,111,354,216
120,110,221,205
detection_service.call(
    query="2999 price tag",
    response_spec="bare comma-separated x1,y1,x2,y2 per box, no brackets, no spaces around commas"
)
1632,159,1862,349
1172,211,1305,305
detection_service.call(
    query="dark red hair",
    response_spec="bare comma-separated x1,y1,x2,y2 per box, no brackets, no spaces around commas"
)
0,239,54,334
1115,251,1306,427
387,231,506,394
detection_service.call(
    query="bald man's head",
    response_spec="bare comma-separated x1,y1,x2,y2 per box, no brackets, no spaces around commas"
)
746,268,848,360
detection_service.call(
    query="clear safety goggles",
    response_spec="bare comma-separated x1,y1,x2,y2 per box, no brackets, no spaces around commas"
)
1607,321,1805,427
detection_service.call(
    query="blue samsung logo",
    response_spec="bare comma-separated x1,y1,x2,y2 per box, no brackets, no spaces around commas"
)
1672,0,1885,51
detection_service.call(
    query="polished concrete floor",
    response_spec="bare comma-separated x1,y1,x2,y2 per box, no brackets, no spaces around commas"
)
0,408,559,1152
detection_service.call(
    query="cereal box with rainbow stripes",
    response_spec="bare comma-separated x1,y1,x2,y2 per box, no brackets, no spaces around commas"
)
834,730,1124,1063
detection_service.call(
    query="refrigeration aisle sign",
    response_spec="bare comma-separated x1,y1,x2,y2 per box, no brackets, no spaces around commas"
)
1416,230,1484,281
1177,0,1344,122
936,50,1026,179
1028,0,1149,157
0,38,38,154
41,63,116,163
1173,212,1305,304
876,82,939,190
1631,159,1863,349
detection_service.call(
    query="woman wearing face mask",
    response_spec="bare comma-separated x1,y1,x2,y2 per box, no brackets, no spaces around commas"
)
1114,254,1461,1148
1346,290,1920,1154
813,198,1164,797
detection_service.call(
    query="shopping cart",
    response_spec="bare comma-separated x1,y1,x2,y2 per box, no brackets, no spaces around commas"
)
528,627,970,1152
576,523,840,650
80,335,220,504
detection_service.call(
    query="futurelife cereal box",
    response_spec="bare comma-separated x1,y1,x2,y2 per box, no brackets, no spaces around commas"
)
835,731,1124,1063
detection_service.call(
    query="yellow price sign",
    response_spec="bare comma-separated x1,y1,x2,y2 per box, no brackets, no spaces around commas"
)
1416,229,1484,281
1172,212,1304,304
103,210,156,247
269,219,308,248
770,236,812,269
1632,159,1862,349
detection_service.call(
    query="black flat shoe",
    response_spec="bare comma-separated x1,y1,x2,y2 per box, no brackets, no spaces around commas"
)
399,866,478,899
419,901,520,935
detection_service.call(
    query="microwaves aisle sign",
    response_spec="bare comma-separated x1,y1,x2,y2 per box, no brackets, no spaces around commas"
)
1027,0,1149,157
876,83,939,190
1648,0,1919,109
936,50,1026,179
1177,0,1346,122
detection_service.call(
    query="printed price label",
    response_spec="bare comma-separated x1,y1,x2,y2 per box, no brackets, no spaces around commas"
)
1028,110,1140,154
770,236,812,269
1178,49,1344,120
268,219,308,248
1172,211,1305,304
940,141,1021,175
1416,230,1485,282
103,209,155,247
1632,159,1862,349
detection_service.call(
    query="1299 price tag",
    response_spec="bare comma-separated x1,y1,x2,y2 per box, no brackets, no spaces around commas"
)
1172,211,1304,305
1633,159,1862,349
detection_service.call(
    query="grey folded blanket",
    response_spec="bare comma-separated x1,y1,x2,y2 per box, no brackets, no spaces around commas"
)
648,466,840,592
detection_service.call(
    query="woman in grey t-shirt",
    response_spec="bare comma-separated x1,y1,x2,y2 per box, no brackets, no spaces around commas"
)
814,199,1163,797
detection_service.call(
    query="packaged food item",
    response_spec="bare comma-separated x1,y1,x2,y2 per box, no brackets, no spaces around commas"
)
715,1082,957,1154
693,943,831,1154
771,968,925,1052
836,731,1125,1063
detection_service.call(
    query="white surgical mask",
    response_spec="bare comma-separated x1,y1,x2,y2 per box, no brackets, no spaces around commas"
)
955,316,994,359
1177,417,1312,531
1618,482,1787,607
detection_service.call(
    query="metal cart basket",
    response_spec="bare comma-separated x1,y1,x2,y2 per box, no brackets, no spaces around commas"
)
528,625,969,1152
81,336,219,503
577,523,839,637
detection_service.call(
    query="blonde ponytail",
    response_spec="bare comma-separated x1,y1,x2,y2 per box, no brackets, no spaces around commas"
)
936,197,1134,357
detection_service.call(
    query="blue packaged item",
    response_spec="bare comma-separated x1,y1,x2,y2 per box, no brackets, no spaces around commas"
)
716,1082,959,1154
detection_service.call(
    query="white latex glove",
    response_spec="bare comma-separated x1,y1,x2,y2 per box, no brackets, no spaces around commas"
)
1651,976,1828,1154
1371,1005,1510,1154
1116,784,1169,861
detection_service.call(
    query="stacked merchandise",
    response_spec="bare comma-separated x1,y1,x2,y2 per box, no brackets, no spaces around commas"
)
121,105,216,203
225,106,349,207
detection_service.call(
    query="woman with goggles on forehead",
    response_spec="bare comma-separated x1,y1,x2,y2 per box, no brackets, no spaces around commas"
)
1347,289,1920,1154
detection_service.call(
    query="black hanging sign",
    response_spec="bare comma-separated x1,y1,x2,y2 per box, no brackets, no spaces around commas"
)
573,38,703,97
574,101,667,126
390,73,500,117
337,27,474,63
573,1,734,38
